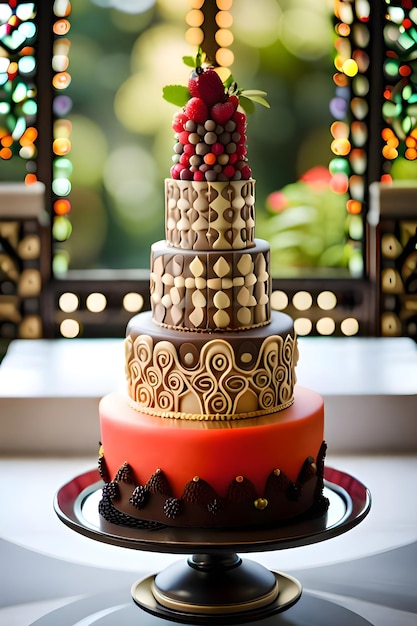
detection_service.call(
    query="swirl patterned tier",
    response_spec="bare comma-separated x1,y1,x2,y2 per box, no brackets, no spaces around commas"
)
125,311,297,420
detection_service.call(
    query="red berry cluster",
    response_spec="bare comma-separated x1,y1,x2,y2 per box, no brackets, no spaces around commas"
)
170,68,252,182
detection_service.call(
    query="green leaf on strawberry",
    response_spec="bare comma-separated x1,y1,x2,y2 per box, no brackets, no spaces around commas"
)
183,47,206,69
182,55,196,68
163,48,270,113
240,89,270,109
162,84,190,107
238,96,255,115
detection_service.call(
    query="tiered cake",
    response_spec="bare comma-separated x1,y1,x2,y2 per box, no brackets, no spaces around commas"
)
98,62,328,529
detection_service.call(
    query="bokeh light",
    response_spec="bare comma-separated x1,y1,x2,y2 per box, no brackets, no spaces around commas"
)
90,0,156,12
86,292,107,312
232,0,282,48
60,318,80,338
294,317,313,336
69,114,108,187
270,290,288,311
103,144,158,231
123,292,144,312
292,291,313,311
279,6,333,60
59,292,79,312
316,317,336,335
341,317,359,336
116,24,189,136
317,291,337,310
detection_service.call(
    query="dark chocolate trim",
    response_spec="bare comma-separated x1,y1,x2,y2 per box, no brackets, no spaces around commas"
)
98,443,329,529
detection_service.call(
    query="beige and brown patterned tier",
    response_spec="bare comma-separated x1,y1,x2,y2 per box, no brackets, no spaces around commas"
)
125,311,297,421
165,179,255,251
151,239,271,331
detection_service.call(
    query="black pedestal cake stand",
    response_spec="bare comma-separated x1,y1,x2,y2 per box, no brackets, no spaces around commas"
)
54,466,371,624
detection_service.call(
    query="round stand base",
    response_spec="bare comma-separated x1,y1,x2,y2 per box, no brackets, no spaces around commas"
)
132,561,302,624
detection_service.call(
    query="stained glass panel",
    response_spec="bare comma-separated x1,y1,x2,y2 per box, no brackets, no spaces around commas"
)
381,0,417,178
0,1,38,181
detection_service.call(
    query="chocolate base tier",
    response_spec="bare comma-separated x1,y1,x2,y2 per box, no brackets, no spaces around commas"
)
98,386,328,529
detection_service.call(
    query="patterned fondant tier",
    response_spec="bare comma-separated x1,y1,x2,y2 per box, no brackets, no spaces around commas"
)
98,387,327,528
125,310,297,420
151,238,271,331
165,179,255,251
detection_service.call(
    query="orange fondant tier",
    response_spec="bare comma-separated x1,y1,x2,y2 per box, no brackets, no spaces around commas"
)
150,238,271,331
125,310,297,420
165,179,256,251
98,386,328,528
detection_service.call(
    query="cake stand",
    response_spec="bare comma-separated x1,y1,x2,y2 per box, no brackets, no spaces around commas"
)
54,466,371,624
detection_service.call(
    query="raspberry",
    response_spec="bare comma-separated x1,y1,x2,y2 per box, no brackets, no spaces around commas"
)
223,164,235,179
211,101,235,125
197,68,225,107
179,153,190,166
228,94,239,110
180,167,193,180
172,112,187,133
185,97,208,124
240,164,252,179
211,142,224,155
183,143,195,156
232,111,246,131
178,130,189,145
170,164,182,179
193,170,204,181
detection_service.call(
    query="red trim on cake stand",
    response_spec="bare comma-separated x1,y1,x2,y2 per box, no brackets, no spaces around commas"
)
54,467,371,623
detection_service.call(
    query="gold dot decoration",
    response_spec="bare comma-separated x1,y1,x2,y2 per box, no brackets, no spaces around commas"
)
254,497,268,510
235,475,244,483
185,1,234,69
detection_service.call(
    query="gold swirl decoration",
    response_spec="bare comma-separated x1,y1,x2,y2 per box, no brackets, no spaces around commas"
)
165,179,256,251
126,332,298,421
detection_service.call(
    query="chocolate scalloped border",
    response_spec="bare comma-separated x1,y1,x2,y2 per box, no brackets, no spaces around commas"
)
98,442,329,529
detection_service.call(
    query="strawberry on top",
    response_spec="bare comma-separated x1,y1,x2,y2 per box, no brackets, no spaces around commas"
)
163,49,269,183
